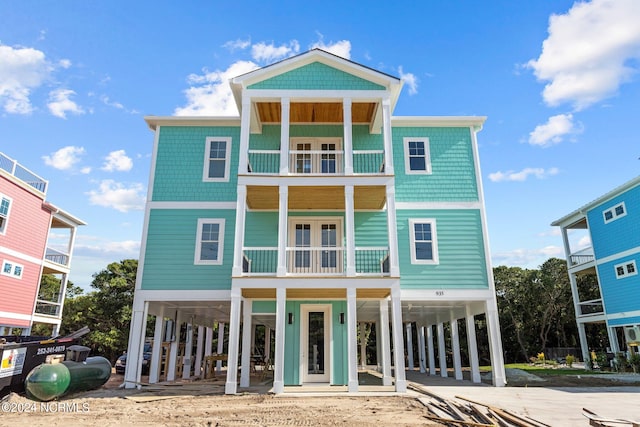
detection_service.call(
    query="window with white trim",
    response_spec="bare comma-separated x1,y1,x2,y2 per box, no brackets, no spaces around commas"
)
0,195,11,234
603,202,626,224
203,137,232,182
1,260,23,279
409,219,439,264
403,137,432,174
615,260,637,279
194,219,225,265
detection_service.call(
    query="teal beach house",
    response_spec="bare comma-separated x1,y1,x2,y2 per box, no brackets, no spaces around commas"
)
124,49,506,393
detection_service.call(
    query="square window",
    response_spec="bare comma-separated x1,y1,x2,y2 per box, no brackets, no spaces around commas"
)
615,260,638,279
604,211,613,221
403,138,431,175
615,205,625,216
616,266,625,277
1,261,22,279
203,137,232,182
409,219,439,264
627,263,636,274
3,262,12,274
194,219,225,265
13,265,22,277
604,202,627,224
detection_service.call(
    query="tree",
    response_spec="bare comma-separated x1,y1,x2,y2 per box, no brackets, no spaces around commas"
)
60,259,140,363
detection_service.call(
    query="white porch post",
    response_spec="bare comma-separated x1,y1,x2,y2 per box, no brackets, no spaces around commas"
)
182,323,193,380
437,321,448,378
149,306,165,384
359,322,367,369
385,187,400,276
265,327,272,362
273,288,286,393
451,319,463,380
167,310,182,382
418,326,427,373
465,307,481,383
225,291,242,394
343,98,353,175
240,299,253,387
232,185,247,276
205,327,213,357
280,97,290,175
195,325,204,379
608,326,620,353
238,95,251,175
406,323,414,371
391,287,406,392
381,98,394,175
379,299,392,386
277,185,289,276
345,185,356,276
216,323,225,374
426,325,436,376
485,300,506,386
577,322,590,367
347,288,359,393
124,300,149,388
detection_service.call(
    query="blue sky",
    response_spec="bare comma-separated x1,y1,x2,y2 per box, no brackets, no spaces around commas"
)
1,0,639,290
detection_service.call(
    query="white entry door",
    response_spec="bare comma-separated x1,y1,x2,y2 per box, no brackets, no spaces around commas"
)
288,219,343,274
300,304,331,383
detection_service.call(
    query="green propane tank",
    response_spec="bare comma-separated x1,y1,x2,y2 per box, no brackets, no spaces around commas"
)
25,362,71,401
63,356,111,393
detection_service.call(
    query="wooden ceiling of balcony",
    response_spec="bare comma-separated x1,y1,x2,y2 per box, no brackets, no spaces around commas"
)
246,185,386,210
240,288,390,299
256,102,377,123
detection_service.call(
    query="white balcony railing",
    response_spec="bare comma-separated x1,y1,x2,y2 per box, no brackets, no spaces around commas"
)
289,151,344,175
35,300,61,317
0,152,48,193
45,247,70,266
578,298,604,316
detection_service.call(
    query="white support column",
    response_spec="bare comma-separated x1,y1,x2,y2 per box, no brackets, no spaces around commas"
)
225,291,242,394
379,299,392,386
347,288,359,392
390,287,406,392
124,300,149,388
385,186,400,276
277,185,288,276
577,322,590,367
182,323,193,380
485,301,506,386
608,326,620,353
280,97,290,175
381,98,394,175
426,325,436,376
451,319,463,380
359,322,367,369
195,325,204,379
265,327,271,362
240,299,253,387
149,306,165,384
343,98,353,175
465,307,481,383
216,323,225,374
273,288,286,393
437,321,448,378
406,323,414,371
205,327,213,357
167,310,182,382
418,326,426,373
345,185,356,276
238,95,251,175
232,185,247,276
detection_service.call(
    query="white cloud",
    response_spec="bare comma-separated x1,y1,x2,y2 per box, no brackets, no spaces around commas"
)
86,180,146,213
223,38,251,51
528,113,581,147
492,245,564,268
527,0,640,110
251,40,300,63
488,167,559,182
309,38,351,59
0,44,52,114
58,59,72,69
175,60,259,116
47,88,85,119
398,66,418,95
100,95,123,110
42,146,86,171
101,150,133,172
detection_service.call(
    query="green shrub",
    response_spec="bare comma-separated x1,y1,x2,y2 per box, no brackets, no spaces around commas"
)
565,354,575,367
630,354,640,373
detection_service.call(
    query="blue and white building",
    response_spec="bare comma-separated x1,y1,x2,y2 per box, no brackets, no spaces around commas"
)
124,49,506,393
552,176,640,362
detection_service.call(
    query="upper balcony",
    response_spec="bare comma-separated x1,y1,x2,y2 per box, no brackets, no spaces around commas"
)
0,152,48,194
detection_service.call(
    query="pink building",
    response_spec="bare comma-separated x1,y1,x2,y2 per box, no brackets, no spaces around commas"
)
0,152,85,336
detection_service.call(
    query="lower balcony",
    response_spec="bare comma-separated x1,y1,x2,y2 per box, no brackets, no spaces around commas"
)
578,299,604,316
240,247,390,277
35,300,61,317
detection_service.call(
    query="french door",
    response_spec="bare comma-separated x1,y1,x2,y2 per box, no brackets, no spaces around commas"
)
288,219,343,274
290,138,342,174
300,304,331,383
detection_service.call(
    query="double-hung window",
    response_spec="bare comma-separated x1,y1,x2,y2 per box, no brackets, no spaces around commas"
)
203,137,231,182
403,137,432,174
409,219,439,264
603,202,626,224
194,219,225,265
615,260,637,279
0,195,11,234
